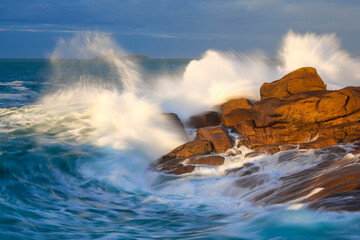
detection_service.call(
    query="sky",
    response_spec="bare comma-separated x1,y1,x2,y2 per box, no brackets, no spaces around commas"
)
0,0,359,58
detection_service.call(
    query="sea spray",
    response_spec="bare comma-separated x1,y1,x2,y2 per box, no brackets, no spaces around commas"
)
152,30,360,120
2,31,360,239
50,32,140,91
278,30,360,89
153,50,280,119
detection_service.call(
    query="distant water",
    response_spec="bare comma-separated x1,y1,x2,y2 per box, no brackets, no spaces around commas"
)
1,31,360,240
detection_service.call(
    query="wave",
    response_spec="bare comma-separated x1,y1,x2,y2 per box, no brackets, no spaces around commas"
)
1,30,359,196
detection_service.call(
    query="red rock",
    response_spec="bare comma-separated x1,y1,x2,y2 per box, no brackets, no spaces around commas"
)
260,67,326,100
221,98,253,115
186,155,225,166
159,139,213,164
188,111,219,128
196,126,233,153
339,87,360,115
221,108,254,127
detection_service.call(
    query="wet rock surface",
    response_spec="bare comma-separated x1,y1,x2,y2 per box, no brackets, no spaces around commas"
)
186,155,225,166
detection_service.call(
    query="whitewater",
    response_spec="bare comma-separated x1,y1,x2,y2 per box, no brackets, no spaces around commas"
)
1,31,360,239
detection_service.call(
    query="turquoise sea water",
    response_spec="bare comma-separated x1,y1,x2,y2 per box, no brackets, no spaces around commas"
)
1,59,360,240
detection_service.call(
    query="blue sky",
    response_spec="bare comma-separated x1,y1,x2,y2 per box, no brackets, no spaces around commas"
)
0,0,359,58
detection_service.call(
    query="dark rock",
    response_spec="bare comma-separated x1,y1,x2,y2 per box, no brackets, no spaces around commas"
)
299,138,339,149
256,155,360,205
163,113,188,139
187,155,225,166
188,111,220,128
253,144,281,155
308,190,360,212
172,164,196,175
235,174,271,189
245,152,264,158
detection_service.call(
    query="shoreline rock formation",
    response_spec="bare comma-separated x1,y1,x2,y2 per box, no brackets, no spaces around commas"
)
152,67,360,212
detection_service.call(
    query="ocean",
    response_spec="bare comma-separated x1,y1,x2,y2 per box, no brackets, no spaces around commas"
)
1,32,360,239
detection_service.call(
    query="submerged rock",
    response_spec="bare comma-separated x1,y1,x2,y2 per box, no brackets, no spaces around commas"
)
255,152,360,205
308,190,360,212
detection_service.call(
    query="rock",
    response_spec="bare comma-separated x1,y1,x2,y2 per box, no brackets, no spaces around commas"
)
172,164,196,175
196,126,233,153
220,98,254,128
226,163,260,176
158,139,213,164
233,85,360,151
256,154,360,205
188,111,220,128
254,88,360,128
308,190,360,212
186,155,225,166
279,145,298,151
245,152,264,158
221,108,254,127
260,67,326,100
235,174,271,189
225,149,242,156
153,140,213,175
350,149,360,155
299,138,339,149
253,144,281,155
163,113,188,139
221,98,253,116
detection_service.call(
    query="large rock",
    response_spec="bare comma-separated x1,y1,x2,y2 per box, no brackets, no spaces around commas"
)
188,111,220,128
221,98,253,115
153,139,213,175
232,85,360,149
221,108,254,127
220,98,254,127
196,126,233,153
159,139,213,164
163,113,188,139
260,67,326,100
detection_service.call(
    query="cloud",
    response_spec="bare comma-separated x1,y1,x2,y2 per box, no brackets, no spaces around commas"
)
150,34,177,39
0,0,359,57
